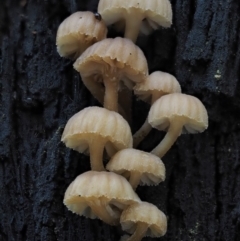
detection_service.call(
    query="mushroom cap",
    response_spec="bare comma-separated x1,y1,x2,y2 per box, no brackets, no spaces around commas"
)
56,11,107,59
106,148,165,186
134,71,181,103
120,202,167,237
64,171,141,219
98,0,172,33
61,106,132,157
148,93,208,134
73,37,148,91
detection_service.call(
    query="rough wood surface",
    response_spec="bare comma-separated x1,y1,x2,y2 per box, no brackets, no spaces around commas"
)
0,0,240,240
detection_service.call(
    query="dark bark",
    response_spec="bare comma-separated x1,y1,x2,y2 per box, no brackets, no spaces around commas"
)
0,0,240,240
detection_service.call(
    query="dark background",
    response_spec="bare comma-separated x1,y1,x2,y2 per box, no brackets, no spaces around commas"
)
0,0,240,240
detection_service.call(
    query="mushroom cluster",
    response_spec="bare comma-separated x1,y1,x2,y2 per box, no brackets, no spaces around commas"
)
56,2,208,240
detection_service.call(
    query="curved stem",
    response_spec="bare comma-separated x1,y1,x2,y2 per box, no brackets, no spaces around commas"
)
88,200,118,226
129,172,142,190
82,76,105,104
103,76,119,112
124,16,143,43
151,91,164,104
151,121,183,158
126,222,148,241
119,84,132,125
133,120,152,148
89,136,105,171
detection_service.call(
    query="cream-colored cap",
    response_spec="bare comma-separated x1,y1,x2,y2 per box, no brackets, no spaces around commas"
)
73,37,148,112
134,71,181,104
98,0,172,37
106,148,165,186
64,171,141,225
148,93,208,134
120,202,167,238
61,106,132,156
74,37,148,89
56,11,107,59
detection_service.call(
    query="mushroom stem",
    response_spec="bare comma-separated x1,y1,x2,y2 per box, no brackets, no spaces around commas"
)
119,85,132,125
103,76,119,111
151,92,164,104
126,222,148,241
89,136,106,171
124,16,143,42
129,172,142,190
151,120,183,158
89,200,118,225
133,120,152,148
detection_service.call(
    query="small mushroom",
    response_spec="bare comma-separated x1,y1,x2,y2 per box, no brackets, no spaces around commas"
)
120,202,167,241
106,148,165,190
61,106,132,171
148,93,208,158
73,37,148,112
98,0,172,42
56,11,107,59
64,171,141,225
133,71,181,147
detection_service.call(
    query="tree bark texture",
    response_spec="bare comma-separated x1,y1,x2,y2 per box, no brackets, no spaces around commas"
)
0,0,240,240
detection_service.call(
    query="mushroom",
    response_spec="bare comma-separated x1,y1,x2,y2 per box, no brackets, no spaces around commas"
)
73,37,148,112
120,202,167,241
106,148,165,190
148,93,208,158
98,0,172,42
133,71,181,147
64,171,141,225
61,106,132,171
56,11,107,59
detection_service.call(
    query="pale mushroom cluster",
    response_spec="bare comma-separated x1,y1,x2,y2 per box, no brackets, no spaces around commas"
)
56,1,208,240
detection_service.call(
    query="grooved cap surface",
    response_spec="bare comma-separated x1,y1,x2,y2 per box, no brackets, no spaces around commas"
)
106,148,165,186
56,11,107,59
134,71,181,103
64,171,141,218
98,0,172,31
120,202,167,237
61,107,132,155
148,93,209,133
74,37,148,86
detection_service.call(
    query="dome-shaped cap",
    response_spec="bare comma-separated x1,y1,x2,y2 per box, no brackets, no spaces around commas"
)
56,11,107,59
120,202,167,238
148,93,208,134
98,0,172,32
74,37,148,87
134,71,181,103
61,106,132,156
64,171,141,225
106,148,165,186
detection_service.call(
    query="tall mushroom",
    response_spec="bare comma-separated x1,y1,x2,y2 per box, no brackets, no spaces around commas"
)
61,106,132,171
98,0,172,42
56,11,107,59
120,202,167,241
64,171,141,225
148,93,208,158
106,148,165,190
73,37,148,112
133,71,181,147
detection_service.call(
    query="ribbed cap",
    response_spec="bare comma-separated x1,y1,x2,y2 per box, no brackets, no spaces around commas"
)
148,93,208,133
107,148,165,186
134,71,181,103
64,171,141,218
61,107,132,155
98,0,172,29
121,202,167,237
56,11,107,59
